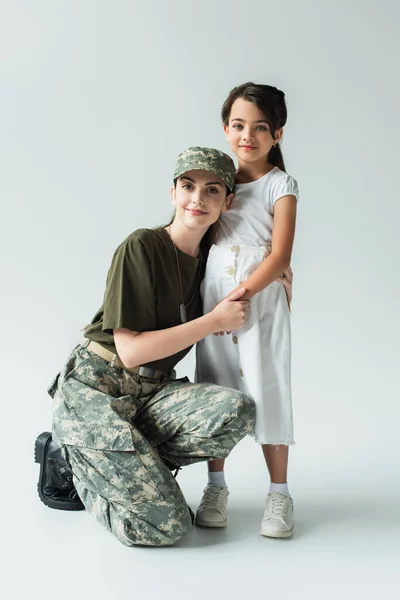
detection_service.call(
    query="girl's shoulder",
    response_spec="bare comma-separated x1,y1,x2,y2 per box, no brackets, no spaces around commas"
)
266,168,299,205
236,168,299,207
236,167,298,191
268,167,298,186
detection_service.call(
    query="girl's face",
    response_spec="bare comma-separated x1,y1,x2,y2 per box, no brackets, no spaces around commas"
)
224,98,282,164
170,170,233,230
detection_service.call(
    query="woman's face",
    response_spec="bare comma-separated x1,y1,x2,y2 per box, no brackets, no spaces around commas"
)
224,98,282,164
170,170,233,230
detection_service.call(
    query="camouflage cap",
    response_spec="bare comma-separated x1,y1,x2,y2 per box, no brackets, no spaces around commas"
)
174,146,236,191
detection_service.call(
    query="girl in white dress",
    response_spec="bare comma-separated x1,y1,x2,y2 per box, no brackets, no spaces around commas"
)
195,83,299,538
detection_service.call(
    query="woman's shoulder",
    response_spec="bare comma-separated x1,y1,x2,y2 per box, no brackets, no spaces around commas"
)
119,227,167,249
108,228,168,265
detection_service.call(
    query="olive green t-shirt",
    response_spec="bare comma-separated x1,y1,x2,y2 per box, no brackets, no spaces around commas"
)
84,227,205,373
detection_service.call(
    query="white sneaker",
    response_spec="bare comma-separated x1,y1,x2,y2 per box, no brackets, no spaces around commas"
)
260,492,294,538
195,485,229,528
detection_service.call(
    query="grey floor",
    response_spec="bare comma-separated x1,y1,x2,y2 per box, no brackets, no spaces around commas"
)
12,437,400,600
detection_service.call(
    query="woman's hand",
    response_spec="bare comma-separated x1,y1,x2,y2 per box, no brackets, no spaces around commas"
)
209,287,249,335
212,262,293,336
114,288,249,368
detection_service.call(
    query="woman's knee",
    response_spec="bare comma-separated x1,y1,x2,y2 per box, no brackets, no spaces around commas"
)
74,463,191,547
233,390,255,417
110,501,191,547
227,391,255,438
216,387,255,423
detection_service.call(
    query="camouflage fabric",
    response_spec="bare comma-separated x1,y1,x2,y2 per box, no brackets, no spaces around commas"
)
173,147,236,192
50,345,255,547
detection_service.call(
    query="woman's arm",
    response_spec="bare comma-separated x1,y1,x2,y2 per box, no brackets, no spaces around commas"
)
114,287,248,368
232,195,297,300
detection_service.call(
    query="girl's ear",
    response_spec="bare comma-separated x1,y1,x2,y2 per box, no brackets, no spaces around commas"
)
274,127,284,144
170,185,176,207
221,193,234,212
223,124,229,139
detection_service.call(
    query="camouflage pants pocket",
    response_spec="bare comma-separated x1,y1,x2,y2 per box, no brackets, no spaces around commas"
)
65,437,191,547
53,373,138,452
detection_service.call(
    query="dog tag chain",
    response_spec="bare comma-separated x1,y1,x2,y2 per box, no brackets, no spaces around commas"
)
167,226,202,324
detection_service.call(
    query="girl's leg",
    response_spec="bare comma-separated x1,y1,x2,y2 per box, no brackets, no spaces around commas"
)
260,444,293,539
196,458,228,528
208,458,225,472
207,457,226,486
262,444,288,484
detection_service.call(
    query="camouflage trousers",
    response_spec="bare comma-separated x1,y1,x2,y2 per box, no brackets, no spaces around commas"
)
50,345,255,547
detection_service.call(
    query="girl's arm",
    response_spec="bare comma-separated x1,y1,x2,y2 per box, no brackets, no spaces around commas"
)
114,287,248,368
233,195,297,300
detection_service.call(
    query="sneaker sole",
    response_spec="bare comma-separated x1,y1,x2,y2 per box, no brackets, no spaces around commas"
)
34,432,85,511
195,518,227,528
260,527,293,539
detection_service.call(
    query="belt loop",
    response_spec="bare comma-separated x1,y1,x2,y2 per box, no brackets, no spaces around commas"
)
110,353,117,368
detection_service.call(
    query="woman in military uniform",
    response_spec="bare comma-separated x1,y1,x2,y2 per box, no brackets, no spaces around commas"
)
35,147,255,547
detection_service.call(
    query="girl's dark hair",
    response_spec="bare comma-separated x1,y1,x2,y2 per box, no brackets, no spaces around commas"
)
221,82,287,172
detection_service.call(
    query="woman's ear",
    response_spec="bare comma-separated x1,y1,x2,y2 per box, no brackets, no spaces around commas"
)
223,124,229,139
170,185,176,207
221,193,234,212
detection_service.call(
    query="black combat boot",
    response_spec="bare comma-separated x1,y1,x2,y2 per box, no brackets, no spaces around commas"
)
34,431,85,511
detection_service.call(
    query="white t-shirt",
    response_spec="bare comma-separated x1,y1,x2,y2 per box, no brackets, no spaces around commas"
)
217,166,299,247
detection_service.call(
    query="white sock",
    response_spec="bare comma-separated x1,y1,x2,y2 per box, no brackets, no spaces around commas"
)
208,471,227,488
269,482,289,497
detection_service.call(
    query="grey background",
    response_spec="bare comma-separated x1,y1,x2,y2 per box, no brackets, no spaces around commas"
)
1,0,399,598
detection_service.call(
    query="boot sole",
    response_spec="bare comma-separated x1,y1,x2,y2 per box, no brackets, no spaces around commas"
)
34,431,84,511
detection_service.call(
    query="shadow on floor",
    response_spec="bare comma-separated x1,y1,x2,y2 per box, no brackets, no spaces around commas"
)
175,496,399,548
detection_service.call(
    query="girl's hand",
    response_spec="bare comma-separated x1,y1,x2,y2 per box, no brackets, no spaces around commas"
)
278,264,293,305
209,287,248,335
264,239,293,306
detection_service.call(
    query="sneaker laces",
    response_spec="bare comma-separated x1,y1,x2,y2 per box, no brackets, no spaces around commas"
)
266,493,287,517
200,486,225,510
